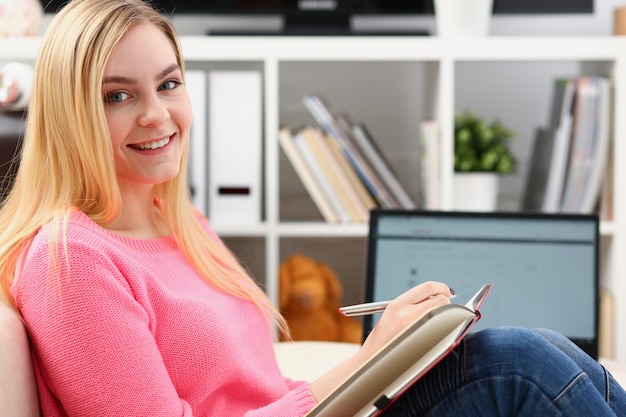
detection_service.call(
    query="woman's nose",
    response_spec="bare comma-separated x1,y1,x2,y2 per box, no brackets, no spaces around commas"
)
138,94,170,126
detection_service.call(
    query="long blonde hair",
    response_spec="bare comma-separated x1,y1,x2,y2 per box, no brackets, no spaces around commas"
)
0,0,286,334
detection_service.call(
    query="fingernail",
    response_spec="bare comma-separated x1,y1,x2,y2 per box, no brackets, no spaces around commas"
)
449,286,456,296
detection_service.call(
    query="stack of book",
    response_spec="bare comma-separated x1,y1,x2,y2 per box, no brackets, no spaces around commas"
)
522,76,612,215
279,94,418,224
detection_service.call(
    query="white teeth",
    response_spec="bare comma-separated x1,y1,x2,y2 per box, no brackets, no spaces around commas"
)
133,136,171,150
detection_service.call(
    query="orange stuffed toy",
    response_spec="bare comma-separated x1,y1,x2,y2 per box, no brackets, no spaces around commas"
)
279,253,362,343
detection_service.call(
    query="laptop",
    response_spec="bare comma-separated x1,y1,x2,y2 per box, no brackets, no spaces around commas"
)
362,209,600,360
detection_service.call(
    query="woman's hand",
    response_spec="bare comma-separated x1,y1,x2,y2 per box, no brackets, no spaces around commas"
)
358,281,455,359
309,281,454,402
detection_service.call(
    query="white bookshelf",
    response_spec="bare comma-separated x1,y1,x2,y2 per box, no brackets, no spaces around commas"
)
1,36,625,363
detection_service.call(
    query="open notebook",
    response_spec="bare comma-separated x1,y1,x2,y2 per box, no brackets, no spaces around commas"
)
306,284,491,417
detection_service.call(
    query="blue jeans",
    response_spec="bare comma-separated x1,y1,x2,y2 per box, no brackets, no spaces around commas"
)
383,327,626,416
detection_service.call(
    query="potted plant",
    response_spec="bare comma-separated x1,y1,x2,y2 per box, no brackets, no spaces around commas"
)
453,111,516,211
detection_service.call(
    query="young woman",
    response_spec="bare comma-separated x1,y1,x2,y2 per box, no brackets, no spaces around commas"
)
0,0,623,416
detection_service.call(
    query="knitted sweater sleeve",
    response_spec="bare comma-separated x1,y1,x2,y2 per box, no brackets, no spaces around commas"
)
13,231,317,416
14,238,198,416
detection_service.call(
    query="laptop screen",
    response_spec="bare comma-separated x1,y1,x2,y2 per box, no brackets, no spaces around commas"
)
363,209,600,359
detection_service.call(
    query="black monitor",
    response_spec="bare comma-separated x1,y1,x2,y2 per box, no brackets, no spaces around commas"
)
363,209,600,359
41,1,594,35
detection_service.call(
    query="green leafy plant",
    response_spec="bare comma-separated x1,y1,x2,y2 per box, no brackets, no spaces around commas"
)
454,111,516,174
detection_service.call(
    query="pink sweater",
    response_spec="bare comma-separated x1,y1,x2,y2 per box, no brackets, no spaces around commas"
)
11,211,317,416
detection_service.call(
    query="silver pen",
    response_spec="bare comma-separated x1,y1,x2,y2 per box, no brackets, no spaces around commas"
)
339,300,391,317
339,294,458,317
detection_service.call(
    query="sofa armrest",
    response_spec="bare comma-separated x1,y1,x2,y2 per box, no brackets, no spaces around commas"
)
0,302,41,417
274,341,360,381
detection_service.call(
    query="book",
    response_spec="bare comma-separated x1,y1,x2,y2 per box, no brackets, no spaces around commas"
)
521,127,558,211
561,77,598,212
301,126,369,223
561,76,611,213
538,76,612,214
325,132,378,215
578,77,611,213
542,78,576,212
302,94,399,209
278,127,340,223
307,284,492,417
599,144,614,221
419,120,441,210
599,289,614,359
351,122,418,210
333,115,404,209
293,128,352,223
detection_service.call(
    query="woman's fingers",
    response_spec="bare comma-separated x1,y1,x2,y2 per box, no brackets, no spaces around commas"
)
360,282,454,357
384,288,451,324
409,292,452,311
394,281,454,306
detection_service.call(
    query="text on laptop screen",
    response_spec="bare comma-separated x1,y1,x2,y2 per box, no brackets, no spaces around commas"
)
364,210,599,358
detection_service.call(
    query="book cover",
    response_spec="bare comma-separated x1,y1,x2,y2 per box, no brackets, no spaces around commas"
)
278,128,340,223
333,115,400,209
351,122,418,210
307,284,492,417
325,132,378,215
578,77,611,213
302,127,370,223
301,127,368,223
419,120,441,210
599,145,614,221
521,127,558,211
293,129,352,223
302,94,399,209
542,78,576,212
561,77,601,212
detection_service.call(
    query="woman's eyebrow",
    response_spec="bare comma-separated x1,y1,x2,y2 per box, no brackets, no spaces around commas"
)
103,63,180,85
157,63,180,80
103,75,136,85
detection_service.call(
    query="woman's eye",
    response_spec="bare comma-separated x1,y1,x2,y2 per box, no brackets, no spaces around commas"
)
159,80,181,91
106,91,129,103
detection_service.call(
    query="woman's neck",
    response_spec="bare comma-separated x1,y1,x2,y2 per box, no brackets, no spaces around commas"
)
102,186,171,239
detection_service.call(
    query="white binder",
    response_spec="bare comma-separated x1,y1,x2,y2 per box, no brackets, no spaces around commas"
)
208,70,262,225
185,70,208,216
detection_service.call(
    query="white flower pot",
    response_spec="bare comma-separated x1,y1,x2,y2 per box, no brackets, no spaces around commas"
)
453,173,499,211
434,0,494,38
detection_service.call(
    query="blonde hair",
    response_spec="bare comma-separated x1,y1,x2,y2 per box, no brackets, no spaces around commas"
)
0,0,286,334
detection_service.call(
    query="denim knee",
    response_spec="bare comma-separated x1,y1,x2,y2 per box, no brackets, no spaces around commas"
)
531,327,626,414
465,327,584,397
464,327,623,416
386,326,624,416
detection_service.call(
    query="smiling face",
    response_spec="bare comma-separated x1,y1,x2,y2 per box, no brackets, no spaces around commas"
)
102,23,192,190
